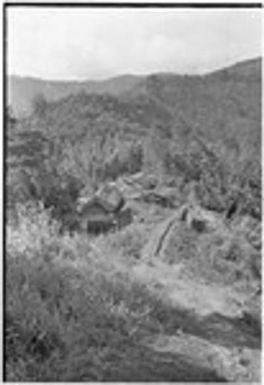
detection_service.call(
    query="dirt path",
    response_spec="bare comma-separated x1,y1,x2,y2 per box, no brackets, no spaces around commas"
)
131,208,261,382
92,209,260,382
141,210,182,260
131,259,260,382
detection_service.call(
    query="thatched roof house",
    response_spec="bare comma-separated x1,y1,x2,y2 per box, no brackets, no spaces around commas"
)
77,183,125,234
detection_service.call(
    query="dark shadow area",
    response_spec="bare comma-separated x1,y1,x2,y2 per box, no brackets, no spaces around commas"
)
80,344,226,382
201,312,261,349
150,303,261,350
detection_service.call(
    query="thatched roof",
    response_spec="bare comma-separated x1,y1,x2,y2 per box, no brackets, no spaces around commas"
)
77,183,125,215
96,183,124,212
79,196,115,215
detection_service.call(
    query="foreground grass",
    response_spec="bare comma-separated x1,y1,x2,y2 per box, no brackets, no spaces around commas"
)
5,203,260,381
5,204,221,381
6,253,147,380
7,240,228,381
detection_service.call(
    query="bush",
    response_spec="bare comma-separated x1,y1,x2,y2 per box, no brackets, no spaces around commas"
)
7,202,60,259
162,121,261,219
101,224,147,262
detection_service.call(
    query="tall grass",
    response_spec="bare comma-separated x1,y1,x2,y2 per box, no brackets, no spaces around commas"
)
5,203,175,381
162,217,261,291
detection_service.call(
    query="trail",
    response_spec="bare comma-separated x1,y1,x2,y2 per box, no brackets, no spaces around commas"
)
132,210,261,382
92,208,260,382
141,210,181,260
132,259,260,381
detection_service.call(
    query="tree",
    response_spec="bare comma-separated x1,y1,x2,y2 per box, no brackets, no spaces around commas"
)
32,93,48,118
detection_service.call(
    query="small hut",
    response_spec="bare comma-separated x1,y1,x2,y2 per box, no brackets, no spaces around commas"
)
77,183,126,234
78,196,115,234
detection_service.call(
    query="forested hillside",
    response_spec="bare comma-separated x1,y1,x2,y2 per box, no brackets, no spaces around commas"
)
7,57,261,221
6,57,261,381
8,74,143,117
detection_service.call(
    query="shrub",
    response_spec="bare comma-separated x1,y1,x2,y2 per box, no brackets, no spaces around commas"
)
101,224,147,262
6,202,60,259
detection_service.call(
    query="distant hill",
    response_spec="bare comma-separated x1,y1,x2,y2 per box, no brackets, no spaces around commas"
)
7,74,143,117
206,57,261,82
7,57,261,118
24,57,261,147
7,57,261,158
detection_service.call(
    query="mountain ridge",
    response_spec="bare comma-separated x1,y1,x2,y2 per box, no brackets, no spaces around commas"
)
8,57,261,117
9,56,261,84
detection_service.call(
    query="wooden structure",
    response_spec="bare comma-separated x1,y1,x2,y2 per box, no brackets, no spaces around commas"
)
77,183,131,234
79,196,116,234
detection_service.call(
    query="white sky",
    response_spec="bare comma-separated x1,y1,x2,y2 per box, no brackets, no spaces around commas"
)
7,7,262,80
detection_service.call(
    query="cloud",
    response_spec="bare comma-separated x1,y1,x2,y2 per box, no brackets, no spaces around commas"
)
7,7,262,80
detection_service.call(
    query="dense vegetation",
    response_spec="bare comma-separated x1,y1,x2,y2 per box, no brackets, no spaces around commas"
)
6,57,261,381
7,58,261,222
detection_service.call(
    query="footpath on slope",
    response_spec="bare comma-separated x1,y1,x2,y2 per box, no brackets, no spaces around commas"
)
91,204,260,382
132,207,261,382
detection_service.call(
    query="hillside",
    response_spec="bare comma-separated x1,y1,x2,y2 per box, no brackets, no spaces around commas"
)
8,57,261,119
6,57,261,381
207,57,261,82
7,57,261,217
8,74,143,117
